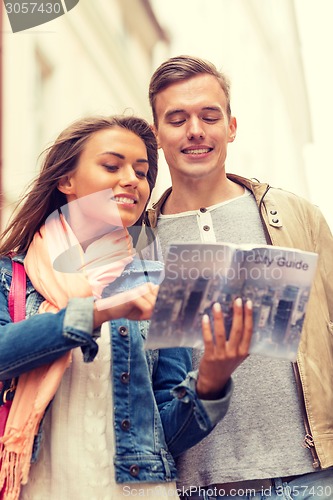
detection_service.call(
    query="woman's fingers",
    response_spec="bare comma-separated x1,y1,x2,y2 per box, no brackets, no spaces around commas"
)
94,283,159,323
126,284,159,320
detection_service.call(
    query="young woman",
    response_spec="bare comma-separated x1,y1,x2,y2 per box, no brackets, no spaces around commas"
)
0,115,252,499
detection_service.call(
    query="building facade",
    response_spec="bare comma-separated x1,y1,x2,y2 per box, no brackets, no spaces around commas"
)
0,0,169,227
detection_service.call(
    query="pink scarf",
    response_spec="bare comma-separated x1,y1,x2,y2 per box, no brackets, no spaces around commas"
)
0,216,134,499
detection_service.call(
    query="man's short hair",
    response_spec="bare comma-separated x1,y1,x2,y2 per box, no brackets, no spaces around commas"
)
149,55,232,125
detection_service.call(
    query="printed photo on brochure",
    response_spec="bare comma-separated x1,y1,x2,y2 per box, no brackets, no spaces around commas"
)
146,242,318,361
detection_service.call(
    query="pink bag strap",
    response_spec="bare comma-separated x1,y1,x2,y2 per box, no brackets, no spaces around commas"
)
8,260,27,322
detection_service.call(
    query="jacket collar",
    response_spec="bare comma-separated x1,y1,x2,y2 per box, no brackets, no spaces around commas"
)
9,253,26,264
146,173,270,228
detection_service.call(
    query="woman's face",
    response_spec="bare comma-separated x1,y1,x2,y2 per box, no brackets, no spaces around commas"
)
58,127,151,233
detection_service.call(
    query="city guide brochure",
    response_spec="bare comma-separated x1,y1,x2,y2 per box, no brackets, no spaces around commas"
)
145,242,318,361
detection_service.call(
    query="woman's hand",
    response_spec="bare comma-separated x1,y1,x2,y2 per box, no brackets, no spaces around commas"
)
93,283,159,326
196,298,253,400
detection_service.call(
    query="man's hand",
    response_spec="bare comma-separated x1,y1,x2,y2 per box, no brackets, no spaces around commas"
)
196,298,253,400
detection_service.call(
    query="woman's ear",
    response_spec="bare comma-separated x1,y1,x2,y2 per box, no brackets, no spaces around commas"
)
57,175,74,195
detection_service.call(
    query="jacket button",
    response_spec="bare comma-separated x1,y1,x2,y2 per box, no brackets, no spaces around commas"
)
203,225,210,231
121,419,131,431
272,218,279,224
200,207,207,213
129,464,140,477
118,326,128,336
120,372,130,384
270,210,277,215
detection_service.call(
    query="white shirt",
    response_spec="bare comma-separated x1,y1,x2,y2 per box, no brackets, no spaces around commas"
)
20,323,179,499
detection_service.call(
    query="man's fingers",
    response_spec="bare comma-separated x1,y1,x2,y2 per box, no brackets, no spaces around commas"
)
211,302,226,351
202,314,215,355
202,298,253,358
239,300,253,353
227,297,244,350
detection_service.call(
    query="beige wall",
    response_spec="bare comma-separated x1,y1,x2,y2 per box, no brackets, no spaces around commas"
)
1,0,168,226
150,0,311,201
2,0,331,230
150,0,332,230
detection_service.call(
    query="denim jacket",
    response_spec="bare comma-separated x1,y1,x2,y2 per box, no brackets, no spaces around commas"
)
0,254,232,483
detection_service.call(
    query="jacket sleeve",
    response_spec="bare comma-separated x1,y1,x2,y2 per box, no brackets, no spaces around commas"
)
312,205,333,322
153,347,233,458
0,290,99,379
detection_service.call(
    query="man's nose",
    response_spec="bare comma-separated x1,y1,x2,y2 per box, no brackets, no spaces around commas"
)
187,117,205,140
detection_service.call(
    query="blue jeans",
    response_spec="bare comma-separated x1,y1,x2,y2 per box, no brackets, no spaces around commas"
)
182,470,333,499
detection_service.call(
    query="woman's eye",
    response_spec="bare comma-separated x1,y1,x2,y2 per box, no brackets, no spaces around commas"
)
103,164,118,172
136,170,147,178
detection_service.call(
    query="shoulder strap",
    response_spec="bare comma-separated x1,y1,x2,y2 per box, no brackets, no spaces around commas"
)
8,260,27,322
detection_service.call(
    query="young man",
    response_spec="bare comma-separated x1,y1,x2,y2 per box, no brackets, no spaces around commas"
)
146,55,333,499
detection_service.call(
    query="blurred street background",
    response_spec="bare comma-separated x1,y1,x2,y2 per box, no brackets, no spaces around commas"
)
1,0,332,229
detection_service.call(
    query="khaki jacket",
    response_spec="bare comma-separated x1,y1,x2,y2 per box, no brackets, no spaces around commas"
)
146,173,333,469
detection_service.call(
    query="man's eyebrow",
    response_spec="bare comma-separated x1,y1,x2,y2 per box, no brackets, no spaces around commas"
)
98,151,148,164
165,106,222,119
165,109,186,119
202,106,223,112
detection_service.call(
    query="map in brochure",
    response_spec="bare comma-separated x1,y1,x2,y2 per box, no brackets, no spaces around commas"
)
146,242,318,360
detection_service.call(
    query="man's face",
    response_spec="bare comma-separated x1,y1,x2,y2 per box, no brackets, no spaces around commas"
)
153,74,237,183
